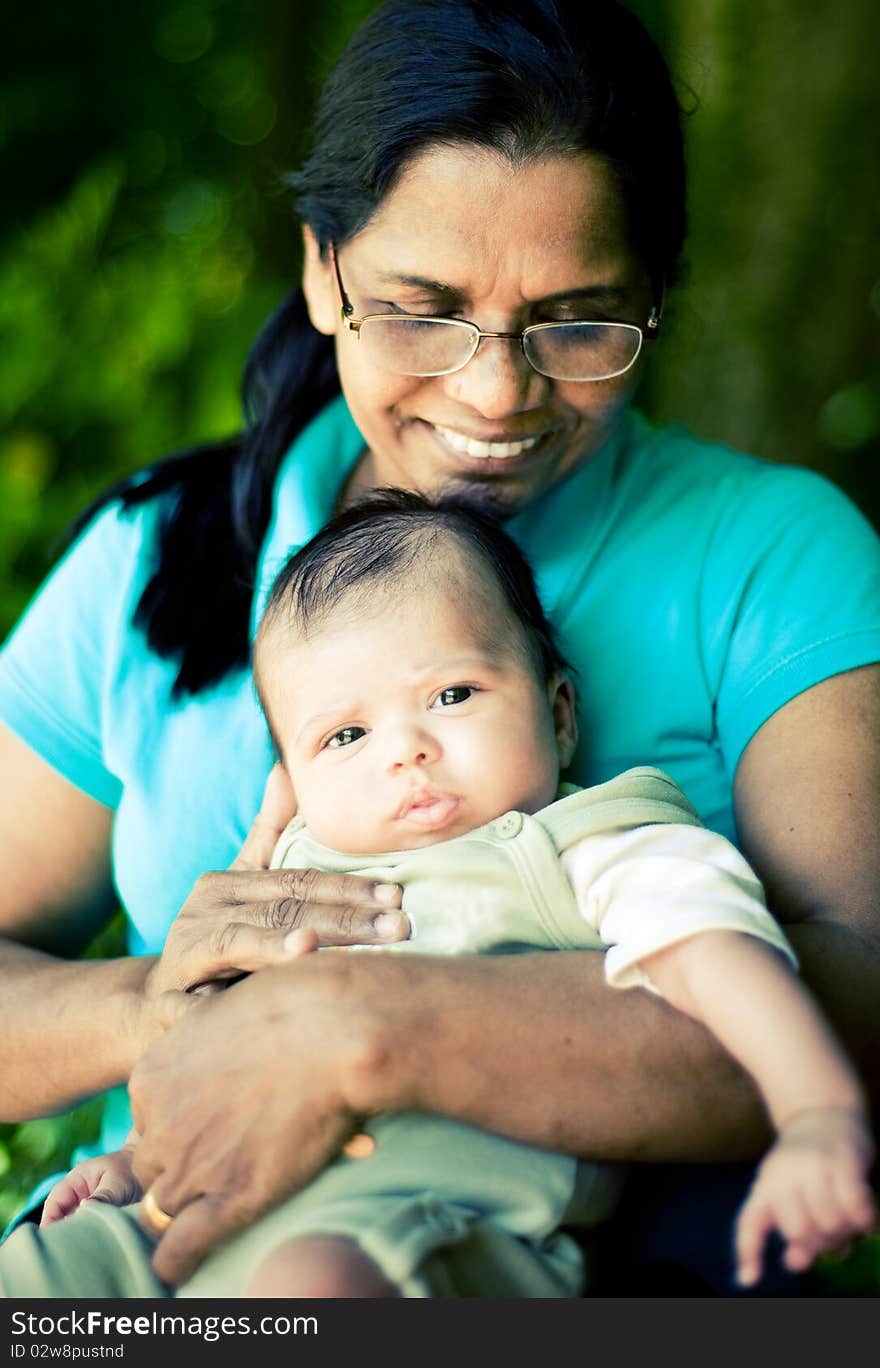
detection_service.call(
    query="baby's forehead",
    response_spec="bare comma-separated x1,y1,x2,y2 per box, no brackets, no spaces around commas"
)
256,524,542,681
312,576,512,652
263,565,521,669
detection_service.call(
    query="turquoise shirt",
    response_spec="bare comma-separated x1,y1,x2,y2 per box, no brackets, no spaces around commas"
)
2,396,880,1157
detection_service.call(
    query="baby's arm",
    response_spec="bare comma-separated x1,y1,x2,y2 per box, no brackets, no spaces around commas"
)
641,932,876,1284
566,819,876,1285
40,1129,142,1227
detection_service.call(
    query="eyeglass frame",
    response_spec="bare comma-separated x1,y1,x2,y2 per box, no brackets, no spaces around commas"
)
328,242,662,382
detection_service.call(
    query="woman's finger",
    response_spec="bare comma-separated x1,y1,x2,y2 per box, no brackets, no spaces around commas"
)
185,927,316,985
231,764,298,872
219,866,403,914
148,1193,245,1286
272,902,408,947
188,909,405,982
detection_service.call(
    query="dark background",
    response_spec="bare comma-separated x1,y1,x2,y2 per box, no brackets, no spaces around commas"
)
1,0,878,1289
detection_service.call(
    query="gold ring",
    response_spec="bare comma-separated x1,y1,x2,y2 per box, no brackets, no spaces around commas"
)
342,1132,376,1160
141,1186,174,1234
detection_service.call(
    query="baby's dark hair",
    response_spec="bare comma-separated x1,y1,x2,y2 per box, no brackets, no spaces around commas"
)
255,489,569,694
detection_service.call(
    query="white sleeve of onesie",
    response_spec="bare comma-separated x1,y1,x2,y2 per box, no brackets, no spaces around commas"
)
560,823,797,994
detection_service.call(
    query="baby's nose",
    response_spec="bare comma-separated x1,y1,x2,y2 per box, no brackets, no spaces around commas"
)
386,724,440,770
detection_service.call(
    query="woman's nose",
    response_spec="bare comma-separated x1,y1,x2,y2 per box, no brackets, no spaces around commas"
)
441,335,549,420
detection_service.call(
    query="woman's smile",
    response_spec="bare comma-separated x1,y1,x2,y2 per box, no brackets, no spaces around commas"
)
428,421,548,462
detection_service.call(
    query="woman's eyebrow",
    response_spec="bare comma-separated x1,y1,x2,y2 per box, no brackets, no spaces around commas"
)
539,284,631,309
368,274,631,309
373,270,461,295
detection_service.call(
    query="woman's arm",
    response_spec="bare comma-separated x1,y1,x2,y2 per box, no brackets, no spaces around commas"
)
733,664,880,1107
639,930,867,1126
0,736,408,1120
0,723,150,1119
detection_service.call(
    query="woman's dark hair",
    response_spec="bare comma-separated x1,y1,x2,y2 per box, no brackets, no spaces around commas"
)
254,488,570,733
81,0,685,697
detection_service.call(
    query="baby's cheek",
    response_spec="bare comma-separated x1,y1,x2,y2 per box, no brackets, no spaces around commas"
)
307,797,388,854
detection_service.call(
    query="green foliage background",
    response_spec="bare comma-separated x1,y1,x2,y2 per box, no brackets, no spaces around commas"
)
1,0,878,1290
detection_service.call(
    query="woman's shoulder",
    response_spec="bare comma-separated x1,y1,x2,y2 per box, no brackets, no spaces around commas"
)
4,486,160,632
629,412,859,511
0,493,169,809
25,492,164,627
70,488,163,560
623,413,879,562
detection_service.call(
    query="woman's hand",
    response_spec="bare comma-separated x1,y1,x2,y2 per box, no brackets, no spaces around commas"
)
131,765,407,1057
129,951,385,1286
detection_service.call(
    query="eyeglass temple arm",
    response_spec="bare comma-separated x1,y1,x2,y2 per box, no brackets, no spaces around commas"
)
646,285,665,334
328,242,356,320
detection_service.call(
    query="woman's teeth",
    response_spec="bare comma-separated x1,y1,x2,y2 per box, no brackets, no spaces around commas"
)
433,424,542,460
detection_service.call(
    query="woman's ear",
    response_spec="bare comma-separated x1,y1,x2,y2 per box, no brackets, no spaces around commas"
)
549,675,578,769
301,225,338,336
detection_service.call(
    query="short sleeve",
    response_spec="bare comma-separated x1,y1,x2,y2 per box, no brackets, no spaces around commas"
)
704,466,880,769
0,502,154,807
561,822,797,993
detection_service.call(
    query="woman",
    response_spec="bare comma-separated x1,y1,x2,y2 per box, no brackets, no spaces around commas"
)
1,0,878,1296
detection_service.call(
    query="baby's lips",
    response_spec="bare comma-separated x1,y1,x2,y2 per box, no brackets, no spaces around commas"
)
397,790,461,827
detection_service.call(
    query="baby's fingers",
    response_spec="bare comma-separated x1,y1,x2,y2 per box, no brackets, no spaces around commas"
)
831,1164,877,1236
735,1194,776,1287
40,1172,93,1227
87,1169,143,1210
774,1190,823,1272
796,1158,877,1258
40,1189,76,1227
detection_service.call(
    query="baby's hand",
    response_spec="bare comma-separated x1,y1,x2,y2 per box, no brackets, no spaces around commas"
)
735,1107,877,1287
40,1148,143,1227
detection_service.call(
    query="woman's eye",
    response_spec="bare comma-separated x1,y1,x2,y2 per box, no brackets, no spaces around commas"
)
326,726,366,749
383,301,456,320
537,312,602,326
435,686,473,707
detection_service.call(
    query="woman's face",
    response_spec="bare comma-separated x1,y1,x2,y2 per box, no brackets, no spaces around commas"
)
303,146,655,516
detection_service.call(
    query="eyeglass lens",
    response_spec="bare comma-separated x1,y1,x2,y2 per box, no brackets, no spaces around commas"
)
357,317,642,381
524,322,642,382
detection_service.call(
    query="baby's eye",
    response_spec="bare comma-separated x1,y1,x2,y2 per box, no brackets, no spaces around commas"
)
326,726,366,749
434,686,473,708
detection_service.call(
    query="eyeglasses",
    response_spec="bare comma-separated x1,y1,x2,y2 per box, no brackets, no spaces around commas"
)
330,244,660,383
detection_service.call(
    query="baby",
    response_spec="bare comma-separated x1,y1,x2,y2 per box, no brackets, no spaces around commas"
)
34,490,875,1298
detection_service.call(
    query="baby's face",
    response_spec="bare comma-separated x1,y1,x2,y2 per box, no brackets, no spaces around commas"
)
260,580,575,854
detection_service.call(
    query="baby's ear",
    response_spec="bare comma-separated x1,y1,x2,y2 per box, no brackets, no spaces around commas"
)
549,675,578,769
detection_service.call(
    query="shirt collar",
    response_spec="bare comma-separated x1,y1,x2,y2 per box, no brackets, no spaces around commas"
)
250,396,640,639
